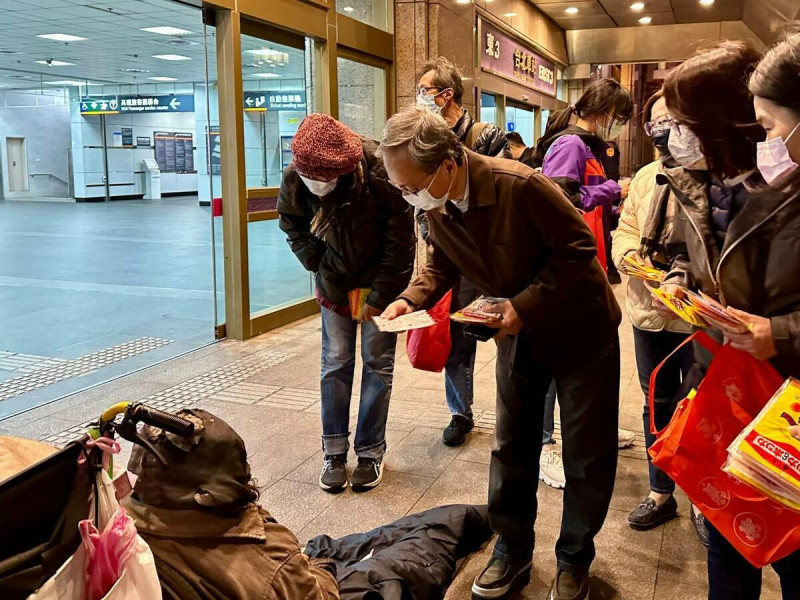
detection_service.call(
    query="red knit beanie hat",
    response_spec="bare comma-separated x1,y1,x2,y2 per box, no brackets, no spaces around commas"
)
292,113,363,181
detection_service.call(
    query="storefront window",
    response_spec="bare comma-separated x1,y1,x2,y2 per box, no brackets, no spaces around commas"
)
240,34,308,189
337,0,390,32
337,57,387,140
480,92,497,127
541,109,550,139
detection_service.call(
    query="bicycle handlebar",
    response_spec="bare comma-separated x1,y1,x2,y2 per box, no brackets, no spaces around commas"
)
128,404,195,437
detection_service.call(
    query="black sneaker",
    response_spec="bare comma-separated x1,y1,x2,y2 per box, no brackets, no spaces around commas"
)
549,569,590,600
691,505,710,547
319,454,347,492
442,415,474,447
351,457,383,491
628,495,678,530
472,557,531,598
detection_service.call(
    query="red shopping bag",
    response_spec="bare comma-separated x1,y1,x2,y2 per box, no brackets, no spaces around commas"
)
648,331,800,567
406,290,452,373
582,206,607,272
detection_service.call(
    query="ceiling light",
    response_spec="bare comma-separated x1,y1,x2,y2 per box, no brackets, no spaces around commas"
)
254,72,280,78
699,0,714,4
141,26,192,35
37,33,87,42
121,68,149,73
503,12,517,17
456,0,471,4
149,76,178,81
630,2,645,9
34,59,74,66
565,6,579,14
152,54,191,61
44,80,90,86
343,5,354,10
638,15,652,23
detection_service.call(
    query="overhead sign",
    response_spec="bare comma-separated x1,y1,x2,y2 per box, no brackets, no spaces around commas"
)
479,17,556,97
80,94,194,115
244,91,307,111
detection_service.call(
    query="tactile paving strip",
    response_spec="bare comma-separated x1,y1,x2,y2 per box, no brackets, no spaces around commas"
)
0,352,69,374
41,349,293,447
0,338,173,402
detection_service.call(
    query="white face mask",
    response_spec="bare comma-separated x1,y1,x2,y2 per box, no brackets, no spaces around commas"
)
402,163,452,211
757,121,800,186
416,89,445,115
667,125,708,170
599,115,624,141
299,174,337,197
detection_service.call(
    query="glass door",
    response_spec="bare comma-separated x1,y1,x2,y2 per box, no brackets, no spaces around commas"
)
505,100,535,149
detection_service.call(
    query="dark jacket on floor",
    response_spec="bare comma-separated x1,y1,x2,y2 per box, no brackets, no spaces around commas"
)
661,167,800,378
400,150,621,365
278,137,415,310
124,499,340,600
304,504,492,600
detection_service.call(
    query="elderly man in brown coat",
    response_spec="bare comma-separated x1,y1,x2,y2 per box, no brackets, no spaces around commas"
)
379,106,621,600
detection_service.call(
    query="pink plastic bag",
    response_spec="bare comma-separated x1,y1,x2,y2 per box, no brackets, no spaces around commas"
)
80,508,138,600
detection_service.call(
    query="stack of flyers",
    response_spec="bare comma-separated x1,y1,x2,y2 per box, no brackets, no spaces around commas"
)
650,287,752,333
348,288,372,321
372,311,436,333
620,255,667,282
451,296,505,324
724,378,800,512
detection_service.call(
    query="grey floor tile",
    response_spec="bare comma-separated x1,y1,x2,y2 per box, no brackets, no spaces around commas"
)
456,431,494,465
296,471,435,543
384,426,461,478
410,459,490,513
653,579,707,600
248,433,321,490
259,479,337,535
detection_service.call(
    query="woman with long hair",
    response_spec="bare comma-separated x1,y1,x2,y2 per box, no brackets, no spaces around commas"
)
658,38,800,599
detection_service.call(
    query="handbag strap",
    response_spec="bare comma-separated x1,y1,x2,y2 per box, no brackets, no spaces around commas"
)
648,329,721,435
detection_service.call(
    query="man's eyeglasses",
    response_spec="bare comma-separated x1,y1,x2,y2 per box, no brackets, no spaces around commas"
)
417,86,442,96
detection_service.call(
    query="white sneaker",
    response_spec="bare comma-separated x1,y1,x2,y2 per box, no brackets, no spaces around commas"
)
539,446,566,489
618,428,636,449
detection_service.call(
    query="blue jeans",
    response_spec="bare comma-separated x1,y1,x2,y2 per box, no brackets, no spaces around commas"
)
708,523,800,599
320,307,397,460
444,277,479,420
633,327,693,495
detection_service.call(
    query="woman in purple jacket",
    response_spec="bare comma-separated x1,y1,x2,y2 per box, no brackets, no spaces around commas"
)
534,79,634,491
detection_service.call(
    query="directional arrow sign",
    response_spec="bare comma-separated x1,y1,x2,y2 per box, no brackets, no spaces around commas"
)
245,97,254,106
255,96,265,108
169,97,180,110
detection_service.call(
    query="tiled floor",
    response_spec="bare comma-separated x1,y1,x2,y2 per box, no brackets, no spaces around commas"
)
0,285,781,599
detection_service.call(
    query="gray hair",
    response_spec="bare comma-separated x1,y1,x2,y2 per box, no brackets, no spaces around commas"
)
417,57,464,105
379,105,463,173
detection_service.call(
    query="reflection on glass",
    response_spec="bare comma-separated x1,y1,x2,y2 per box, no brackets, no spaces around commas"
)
248,220,313,313
337,0,390,32
541,109,550,139
506,105,534,148
241,35,308,188
337,57,386,140
480,92,497,127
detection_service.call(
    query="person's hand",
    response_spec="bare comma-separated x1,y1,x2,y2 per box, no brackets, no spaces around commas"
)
618,177,631,200
721,308,778,361
484,300,523,340
380,299,414,320
359,304,382,324
652,283,681,321
789,425,800,442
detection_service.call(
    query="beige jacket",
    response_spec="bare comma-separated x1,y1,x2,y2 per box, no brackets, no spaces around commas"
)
612,161,692,334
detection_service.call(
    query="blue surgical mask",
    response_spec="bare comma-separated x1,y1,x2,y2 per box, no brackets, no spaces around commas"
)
652,130,671,158
416,90,445,115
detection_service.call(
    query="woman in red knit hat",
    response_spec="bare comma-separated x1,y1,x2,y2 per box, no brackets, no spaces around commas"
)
278,113,415,492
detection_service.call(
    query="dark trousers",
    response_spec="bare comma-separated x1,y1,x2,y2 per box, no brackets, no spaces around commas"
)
490,332,620,573
708,523,800,600
632,327,693,495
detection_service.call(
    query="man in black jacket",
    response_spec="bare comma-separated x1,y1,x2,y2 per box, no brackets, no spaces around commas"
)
278,114,415,492
416,57,507,447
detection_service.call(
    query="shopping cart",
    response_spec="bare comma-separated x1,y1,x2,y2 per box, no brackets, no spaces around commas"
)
0,402,194,600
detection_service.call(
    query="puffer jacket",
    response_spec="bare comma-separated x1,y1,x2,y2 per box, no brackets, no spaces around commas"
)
278,137,416,310
612,160,692,334
662,167,800,378
451,109,507,157
123,499,339,600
